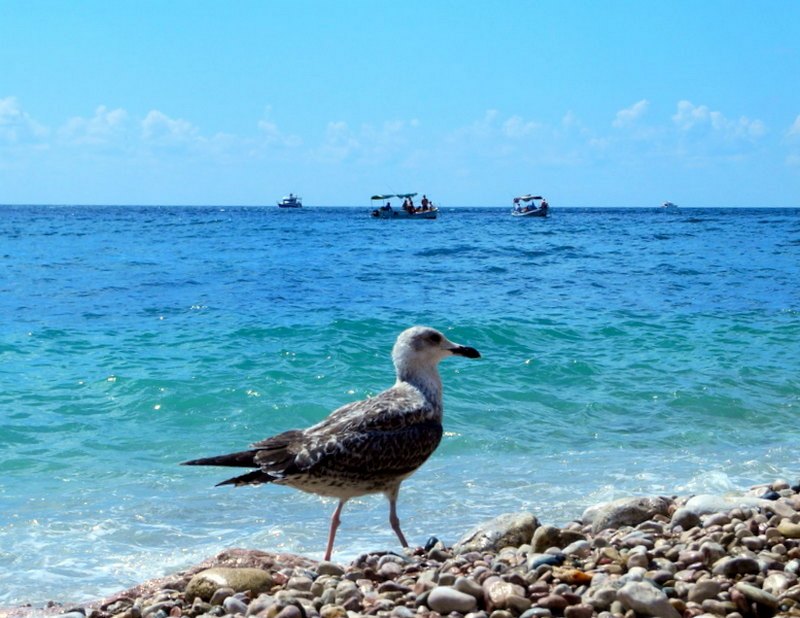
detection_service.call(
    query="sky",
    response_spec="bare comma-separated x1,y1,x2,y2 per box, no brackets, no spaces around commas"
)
1,1,799,207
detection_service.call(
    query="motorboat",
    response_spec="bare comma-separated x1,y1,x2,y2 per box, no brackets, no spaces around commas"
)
277,193,302,208
512,195,549,217
661,201,679,210
370,193,438,219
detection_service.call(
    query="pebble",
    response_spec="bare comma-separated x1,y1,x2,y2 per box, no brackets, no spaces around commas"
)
733,582,779,608
428,586,478,614
536,595,568,612
778,520,800,539
317,562,346,577
274,605,302,618
617,581,681,618
687,580,721,603
222,596,249,615
711,556,760,577
454,576,484,599
563,604,594,618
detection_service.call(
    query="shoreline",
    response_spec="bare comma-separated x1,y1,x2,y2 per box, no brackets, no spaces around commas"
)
3,479,800,618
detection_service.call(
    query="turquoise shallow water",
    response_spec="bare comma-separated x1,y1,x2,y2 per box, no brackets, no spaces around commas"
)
1,205,799,604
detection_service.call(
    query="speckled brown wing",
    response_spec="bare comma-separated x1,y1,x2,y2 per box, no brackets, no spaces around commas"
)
252,385,443,486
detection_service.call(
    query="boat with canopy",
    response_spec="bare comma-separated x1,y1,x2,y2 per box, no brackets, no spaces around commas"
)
511,195,549,217
370,193,438,219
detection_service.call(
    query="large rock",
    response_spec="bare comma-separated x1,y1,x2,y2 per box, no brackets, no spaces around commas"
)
683,494,795,518
185,567,273,601
582,497,672,534
454,512,539,553
617,581,681,618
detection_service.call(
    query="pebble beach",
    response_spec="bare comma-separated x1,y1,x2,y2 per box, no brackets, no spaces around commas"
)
7,479,800,618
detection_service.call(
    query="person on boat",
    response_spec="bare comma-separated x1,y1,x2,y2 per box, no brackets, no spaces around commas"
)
540,199,549,212
420,195,430,211
403,198,414,214
382,201,392,211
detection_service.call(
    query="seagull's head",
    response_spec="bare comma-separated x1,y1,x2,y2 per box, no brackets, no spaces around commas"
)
392,326,481,373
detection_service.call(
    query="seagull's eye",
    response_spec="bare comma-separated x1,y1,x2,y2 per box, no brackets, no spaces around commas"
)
428,332,442,344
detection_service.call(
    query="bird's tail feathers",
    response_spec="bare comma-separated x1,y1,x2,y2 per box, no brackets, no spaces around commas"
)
216,470,275,487
182,449,259,468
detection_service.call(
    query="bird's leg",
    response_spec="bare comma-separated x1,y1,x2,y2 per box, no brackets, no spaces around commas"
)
324,499,346,561
386,486,409,548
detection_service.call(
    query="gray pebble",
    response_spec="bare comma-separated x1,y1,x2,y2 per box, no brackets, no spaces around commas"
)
223,596,249,615
428,586,479,614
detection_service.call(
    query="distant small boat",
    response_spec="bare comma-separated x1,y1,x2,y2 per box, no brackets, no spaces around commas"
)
661,201,678,210
278,194,302,208
512,195,549,217
370,192,438,219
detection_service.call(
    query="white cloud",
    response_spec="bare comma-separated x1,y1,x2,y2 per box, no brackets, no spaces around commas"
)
672,100,765,138
502,115,540,138
59,105,128,145
312,118,420,164
315,120,361,162
0,96,48,143
613,99,649,128
141,110,199,145
787,115,800,138
258,119,302,148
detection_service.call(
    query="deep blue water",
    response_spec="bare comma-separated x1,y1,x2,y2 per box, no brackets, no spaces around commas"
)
1,205,799,604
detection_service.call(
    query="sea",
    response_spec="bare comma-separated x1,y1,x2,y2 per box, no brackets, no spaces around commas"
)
1,205,799,605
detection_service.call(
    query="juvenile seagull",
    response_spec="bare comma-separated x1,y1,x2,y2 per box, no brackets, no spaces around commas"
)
183,326,480,561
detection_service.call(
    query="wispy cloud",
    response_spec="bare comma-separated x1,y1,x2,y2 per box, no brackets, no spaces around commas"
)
59,105,128,146
0,96,48,143
312,118,420,164
141,110,199,145
787,115,800,138
672,100,766,139
613,100,649,128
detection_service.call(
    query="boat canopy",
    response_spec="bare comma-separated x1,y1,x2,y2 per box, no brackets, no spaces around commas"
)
371,192,417,200
514,194,543,202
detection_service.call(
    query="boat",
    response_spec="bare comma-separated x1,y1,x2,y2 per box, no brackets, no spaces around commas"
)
277,193,302,208
661,201,678,210
511,195,549,217
370,193,438,219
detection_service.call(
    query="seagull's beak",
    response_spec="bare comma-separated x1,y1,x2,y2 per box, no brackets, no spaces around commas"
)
450,345,481,359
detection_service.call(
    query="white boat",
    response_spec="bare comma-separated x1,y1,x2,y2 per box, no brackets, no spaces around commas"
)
661,201,678,210
511,195,549,217
277,194,302,208
370,193,438,219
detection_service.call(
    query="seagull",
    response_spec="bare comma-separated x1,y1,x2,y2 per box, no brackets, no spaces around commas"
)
182,326,481,561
